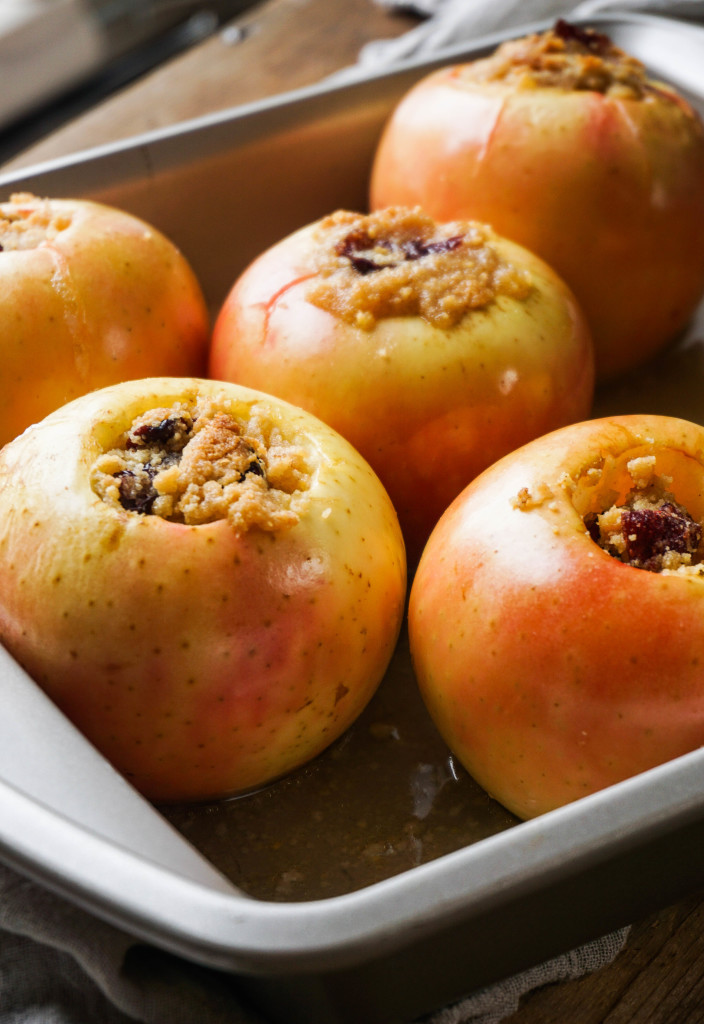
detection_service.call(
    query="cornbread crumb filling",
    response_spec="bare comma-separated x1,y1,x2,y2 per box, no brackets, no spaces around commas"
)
91,398,312,533
460,20,652,99
585,456,704,573
306,207,533,331
513,452,704,574
0,192,71,251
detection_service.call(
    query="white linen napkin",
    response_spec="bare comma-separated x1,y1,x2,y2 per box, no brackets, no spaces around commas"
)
422,928,629,1022
359,0,704,68
0,857,629,1024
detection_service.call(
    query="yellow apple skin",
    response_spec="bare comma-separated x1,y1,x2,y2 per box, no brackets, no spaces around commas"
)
209,217,594,561
0,195,210,448
370,69,704,381
409,414,704,820
0,378,406,802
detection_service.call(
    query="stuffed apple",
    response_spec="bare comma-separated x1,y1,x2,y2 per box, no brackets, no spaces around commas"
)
0,192,209,447
410,414,704,819
371,21,704,380
0,377,406,802
210,206,594,559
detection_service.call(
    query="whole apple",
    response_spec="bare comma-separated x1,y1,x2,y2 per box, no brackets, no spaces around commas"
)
209,206,594,560
0,192,210,448
0,377,406,802
370,21,704,381
410,414,704,820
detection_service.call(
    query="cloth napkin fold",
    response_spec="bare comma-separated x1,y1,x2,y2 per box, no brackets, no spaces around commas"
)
0,858,629,1024
359,0,704,69
0,862,262,1024
5,0,695,1020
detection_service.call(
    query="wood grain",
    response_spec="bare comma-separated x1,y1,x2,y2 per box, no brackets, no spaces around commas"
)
508,892,704,1023
1,0,418,172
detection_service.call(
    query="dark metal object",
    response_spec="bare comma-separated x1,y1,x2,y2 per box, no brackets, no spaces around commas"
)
0,1,261,163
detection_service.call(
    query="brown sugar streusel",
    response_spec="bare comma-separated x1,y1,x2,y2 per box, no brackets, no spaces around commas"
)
0,193,71,252
584,457,704,573
91,398,312,533
306,207,533,331
458,20,652,99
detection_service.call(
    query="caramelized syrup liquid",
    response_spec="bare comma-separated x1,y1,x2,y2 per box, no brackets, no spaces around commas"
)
162,626,517,902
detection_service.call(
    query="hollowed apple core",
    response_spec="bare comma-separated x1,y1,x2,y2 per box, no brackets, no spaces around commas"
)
91,398,313,534
570,445,704,573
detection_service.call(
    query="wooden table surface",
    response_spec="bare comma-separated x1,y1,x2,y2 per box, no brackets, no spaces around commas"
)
3,1,704,1021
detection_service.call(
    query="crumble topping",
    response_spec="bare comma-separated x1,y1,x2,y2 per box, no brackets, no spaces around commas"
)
584,456,703,572
91,398,312,533
0,192,71,252
511,482,556,511
306,207,533,331
458,20,652,99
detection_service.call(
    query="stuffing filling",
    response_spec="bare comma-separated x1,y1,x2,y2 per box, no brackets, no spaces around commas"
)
584,456,704,572
0,192,71,251
460,20,652,99
306,207,533,331
91,398,312,533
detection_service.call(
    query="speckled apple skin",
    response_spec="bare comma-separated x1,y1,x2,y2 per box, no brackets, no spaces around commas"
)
209,219,594,561
409,414,704,820
370,71,704,380
0,378,406,802
0,197,210,447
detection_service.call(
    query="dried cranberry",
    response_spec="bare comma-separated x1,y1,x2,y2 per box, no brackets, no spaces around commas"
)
336,228,465,275
553,19,612,54
127,416,189,449
238,446,265,481
401,235,463,261
584,511,600,543
116,467,158,514
335,229,381,275
620,502,701,570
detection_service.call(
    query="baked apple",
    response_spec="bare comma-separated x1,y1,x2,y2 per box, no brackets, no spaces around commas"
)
0,192,209,448
410,414,704,820
370,21,704,381
209,206,594,559
0,377,406,802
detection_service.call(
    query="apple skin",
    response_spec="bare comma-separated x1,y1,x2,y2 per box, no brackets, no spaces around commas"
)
370,64,704,381
0,377,406,803
409,414,704,820
0,194,210,448
209,214,594,561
